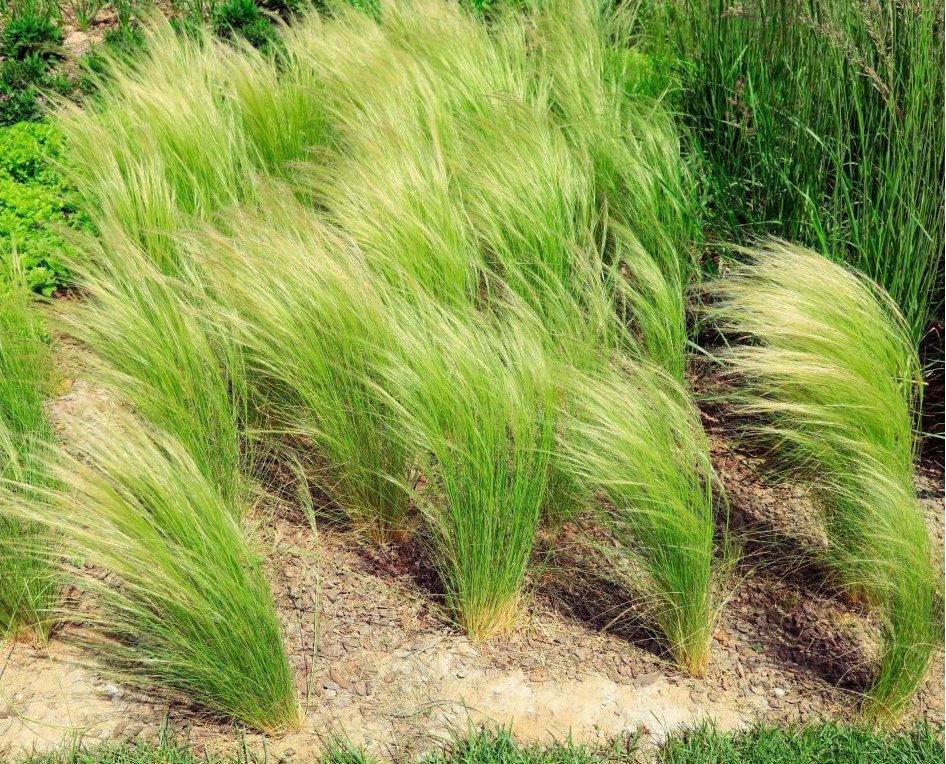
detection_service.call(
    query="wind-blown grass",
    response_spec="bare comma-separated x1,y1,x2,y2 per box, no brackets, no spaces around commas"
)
0,267,56,642
381,307,555,639
702,241,940,719
0,416,298,733
559,361,719,675
194,196,411,543
378,302,556,639
530,0,698,378
60,234,247,511
49,0,716,662
54,23,327,276
290,0,693,375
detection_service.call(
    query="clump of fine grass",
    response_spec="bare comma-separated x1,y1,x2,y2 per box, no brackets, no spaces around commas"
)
702,240,941,719
0,267,57,642
60,234,247,511
530,0,698,378
378,302,556,640
291,0,692,374
193,195,412,543
48,0,712,661
559,360,720,675
0,416,298,733
54,21,328,275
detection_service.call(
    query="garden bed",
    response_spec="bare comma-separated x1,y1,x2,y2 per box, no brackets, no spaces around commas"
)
0,351,941,760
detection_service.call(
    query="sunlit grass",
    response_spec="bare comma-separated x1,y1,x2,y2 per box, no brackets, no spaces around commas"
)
702,241,941,719
0,266,57,643
0,417,298,733
559,360,720,674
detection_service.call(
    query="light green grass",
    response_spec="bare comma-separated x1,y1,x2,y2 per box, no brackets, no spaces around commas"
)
51,0,711,664
378,301,556,639
702,241,941,719
0,264,56,643
195,195,412,543
60,235,247,510
0,417,298,733
559,360,720,675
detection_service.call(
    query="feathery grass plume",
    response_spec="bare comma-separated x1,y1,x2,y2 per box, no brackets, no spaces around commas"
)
447,96,627,363
223,36,329,175
0,416,298,733
702,241,940,719
193,195,411,543
559,360,718,675
55,24,261,274
377,302,556,640
60,234,247,511
53,32,235,273
528,0,696,378
0,269,57,642
292,6,484,308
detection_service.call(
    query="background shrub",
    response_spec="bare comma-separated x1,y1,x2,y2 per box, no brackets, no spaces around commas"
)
0,121,81,293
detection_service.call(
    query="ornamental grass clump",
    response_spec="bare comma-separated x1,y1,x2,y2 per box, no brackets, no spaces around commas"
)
378,301,556,640
55,23,327,275
559,361,719,675
291,0,691,373
0,417,298,733
530,0,697,379
0,269,56,642
194,196,412,544
702,241,940,720
61,235,247,511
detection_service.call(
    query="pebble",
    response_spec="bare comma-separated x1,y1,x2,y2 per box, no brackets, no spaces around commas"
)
328,666,351,689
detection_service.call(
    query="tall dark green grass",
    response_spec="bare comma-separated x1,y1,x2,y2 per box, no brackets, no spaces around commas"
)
703,241,941,720
672,0,944,350
0,266,56,642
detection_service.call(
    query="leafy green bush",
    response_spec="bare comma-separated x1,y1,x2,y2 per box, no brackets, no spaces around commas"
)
0,8,61,61
0,49,75,127
0,121,80,293
212,0,273,48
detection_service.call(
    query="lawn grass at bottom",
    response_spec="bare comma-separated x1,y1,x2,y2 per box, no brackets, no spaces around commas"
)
656,722,944,764
10,723,944,764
